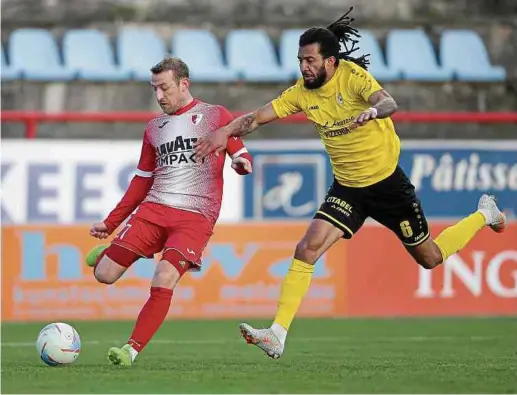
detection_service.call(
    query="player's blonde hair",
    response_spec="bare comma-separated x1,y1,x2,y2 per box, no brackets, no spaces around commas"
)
150,57,190,80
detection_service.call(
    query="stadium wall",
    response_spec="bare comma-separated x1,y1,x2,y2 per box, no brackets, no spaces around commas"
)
2,82,515,140
1,139,516,321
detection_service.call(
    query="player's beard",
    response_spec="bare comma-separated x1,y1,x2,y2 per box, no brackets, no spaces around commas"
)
303,66,327,90
159,102,176,115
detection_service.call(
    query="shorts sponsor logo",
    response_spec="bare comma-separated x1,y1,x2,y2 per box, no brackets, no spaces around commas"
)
327,197,353,217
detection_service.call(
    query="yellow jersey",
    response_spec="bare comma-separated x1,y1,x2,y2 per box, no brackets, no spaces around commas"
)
271,61,400,187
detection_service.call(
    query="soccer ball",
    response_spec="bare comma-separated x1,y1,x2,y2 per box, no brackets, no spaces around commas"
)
36,323,81,366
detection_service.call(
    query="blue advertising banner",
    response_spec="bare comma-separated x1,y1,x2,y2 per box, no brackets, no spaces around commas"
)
244,140,517,220
1,140,244,224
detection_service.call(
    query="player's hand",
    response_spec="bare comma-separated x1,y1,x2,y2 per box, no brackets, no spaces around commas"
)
194,128,229,160
351,107,378,129
231,157,252,173
90,222,110,239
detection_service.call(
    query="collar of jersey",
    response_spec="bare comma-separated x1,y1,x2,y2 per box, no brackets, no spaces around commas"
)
171,98,199,116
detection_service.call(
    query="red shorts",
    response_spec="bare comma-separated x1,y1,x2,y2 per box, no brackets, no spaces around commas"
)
111,203,214,269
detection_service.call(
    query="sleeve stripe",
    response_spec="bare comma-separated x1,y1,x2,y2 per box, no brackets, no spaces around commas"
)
231,147,248,159
135,169,153,178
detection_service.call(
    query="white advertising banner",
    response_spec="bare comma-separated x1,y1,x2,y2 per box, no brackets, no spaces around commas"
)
1,140,244,224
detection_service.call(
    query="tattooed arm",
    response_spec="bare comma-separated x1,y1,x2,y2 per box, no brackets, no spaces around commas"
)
221,103,279,138
194,103,279,159
354,89,398,127
368,89,398,118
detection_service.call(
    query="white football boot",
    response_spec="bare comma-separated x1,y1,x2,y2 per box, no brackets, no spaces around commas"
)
239,323,284,359
478,194,506,233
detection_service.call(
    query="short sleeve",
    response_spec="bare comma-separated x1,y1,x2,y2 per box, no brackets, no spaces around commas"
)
347,65,384,103
270,84,302,118
136,129,156,177
217,105,234,127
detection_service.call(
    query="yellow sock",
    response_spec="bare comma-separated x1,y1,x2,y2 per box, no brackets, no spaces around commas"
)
273,258,315,330
434,212,486,261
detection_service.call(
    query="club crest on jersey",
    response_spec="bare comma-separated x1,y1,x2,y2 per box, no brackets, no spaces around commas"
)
337,93,344,106
191,114,203,125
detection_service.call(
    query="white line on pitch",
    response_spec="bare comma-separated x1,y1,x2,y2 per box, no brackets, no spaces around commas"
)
0,335,502,348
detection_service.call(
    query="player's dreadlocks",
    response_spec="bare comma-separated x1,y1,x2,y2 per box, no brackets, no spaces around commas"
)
299,6,370,70
327,7,370,69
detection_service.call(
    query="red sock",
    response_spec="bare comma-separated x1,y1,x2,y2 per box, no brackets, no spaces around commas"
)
127,287,173,352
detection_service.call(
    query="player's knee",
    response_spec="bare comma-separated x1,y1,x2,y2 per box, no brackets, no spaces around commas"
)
93,246,132,284
152,261,181,289
294,239,322,265
94,264,118,284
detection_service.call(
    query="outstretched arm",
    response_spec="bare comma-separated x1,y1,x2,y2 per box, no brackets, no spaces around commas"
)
353,89,398,127
222,103,279,138
368,89,398,118
195,103,279,159
90,131,155,239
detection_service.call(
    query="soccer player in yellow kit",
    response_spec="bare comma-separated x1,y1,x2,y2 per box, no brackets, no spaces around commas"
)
194,9,506,359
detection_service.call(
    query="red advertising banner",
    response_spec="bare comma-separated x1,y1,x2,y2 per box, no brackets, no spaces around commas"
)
1,222,515,322
347,222,517,317
1,223,347,322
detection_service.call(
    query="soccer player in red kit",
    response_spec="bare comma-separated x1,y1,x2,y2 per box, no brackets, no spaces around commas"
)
85,57,253,366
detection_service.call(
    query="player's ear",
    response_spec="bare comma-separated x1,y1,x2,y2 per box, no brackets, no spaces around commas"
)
325,56,337,68
179,78,190,93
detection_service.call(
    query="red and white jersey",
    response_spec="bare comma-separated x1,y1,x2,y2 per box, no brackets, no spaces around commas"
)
135,99,248,224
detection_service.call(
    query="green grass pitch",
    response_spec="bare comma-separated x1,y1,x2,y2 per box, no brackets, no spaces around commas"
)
2,317,516,393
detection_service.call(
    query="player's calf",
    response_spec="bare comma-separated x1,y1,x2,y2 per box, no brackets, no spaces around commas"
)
408,194,506,271
151,253,185,289
113,250,191,366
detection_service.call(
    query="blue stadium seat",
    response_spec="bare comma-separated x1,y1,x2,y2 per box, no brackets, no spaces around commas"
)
356,29,400,81
440,30,506,82
279,29,305,79
9,28,75,81
172,30,238,82
117,28,167,81
226,29,292,82
63,29,130,81
386,29,453,81
1,43,21,80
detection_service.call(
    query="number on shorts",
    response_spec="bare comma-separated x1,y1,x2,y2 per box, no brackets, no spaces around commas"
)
118,223,132,239
399,220,413,238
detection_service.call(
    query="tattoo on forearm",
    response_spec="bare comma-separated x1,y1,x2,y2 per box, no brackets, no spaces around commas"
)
228,113,257,137
373,97,398,118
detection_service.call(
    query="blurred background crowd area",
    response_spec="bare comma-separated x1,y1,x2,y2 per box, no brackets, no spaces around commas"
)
1,0,516,139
